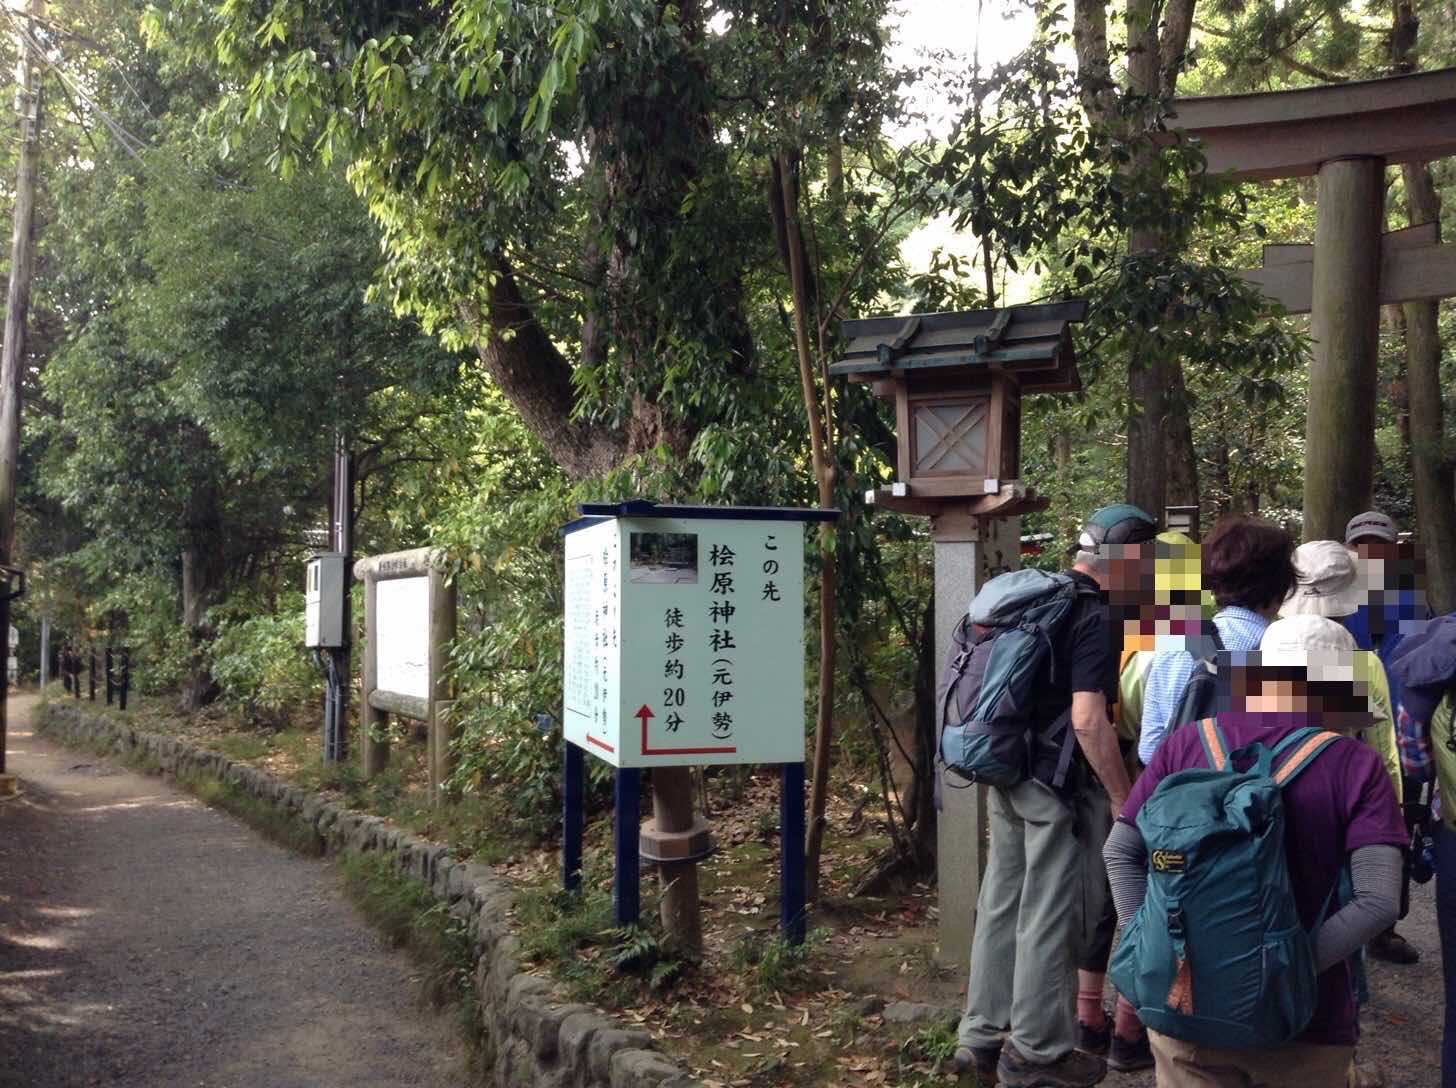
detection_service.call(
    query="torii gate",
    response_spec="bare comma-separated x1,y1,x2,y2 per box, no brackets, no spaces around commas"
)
1168,68,1456,538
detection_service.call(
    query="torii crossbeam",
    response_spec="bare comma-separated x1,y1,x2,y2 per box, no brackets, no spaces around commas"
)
1165,69,1456,537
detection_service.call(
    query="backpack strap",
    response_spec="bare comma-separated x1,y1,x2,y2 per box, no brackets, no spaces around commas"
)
1194,717,1228,771
1272,729,1343,787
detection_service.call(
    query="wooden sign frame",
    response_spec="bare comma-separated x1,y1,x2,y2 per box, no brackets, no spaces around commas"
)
354,547,458,798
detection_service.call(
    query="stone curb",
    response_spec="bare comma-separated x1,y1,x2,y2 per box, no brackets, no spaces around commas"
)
35,701,704,1088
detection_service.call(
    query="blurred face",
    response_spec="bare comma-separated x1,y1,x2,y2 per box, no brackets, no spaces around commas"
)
1350,537,1399,564
1103,542,1156,607
1231,665,1373,732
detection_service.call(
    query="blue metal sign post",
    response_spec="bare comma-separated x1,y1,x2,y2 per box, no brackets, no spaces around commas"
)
613,767,641,926
562,740,585,894
780,760,807,944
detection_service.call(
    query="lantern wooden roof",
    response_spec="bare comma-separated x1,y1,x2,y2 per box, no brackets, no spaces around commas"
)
831,301,1087,392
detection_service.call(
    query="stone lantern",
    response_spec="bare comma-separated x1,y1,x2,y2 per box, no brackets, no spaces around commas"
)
831,300,1087,967
832,301,1087,517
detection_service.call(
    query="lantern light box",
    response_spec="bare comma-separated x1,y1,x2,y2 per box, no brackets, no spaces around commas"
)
562,502,837,768
832,302,1087,511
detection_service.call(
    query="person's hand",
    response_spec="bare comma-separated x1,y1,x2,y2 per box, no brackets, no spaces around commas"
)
1107,790,1129,817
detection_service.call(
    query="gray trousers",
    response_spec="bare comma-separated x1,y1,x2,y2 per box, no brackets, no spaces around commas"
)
958,778,1109,1063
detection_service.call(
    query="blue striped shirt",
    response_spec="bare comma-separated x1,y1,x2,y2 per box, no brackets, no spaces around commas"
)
1138,606,1272,764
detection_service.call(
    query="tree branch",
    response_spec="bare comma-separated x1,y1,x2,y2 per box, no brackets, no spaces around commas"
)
459,256,623,481
1158,0,1197,96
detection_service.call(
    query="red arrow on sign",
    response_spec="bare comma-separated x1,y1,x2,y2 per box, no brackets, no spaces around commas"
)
636,702,738,757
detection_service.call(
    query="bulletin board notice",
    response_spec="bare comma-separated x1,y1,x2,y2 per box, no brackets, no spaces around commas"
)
562,506,827,768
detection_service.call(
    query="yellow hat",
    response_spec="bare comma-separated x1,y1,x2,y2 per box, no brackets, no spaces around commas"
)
1153,531,1201,595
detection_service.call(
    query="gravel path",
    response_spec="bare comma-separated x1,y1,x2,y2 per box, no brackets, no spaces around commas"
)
0,694,471,1088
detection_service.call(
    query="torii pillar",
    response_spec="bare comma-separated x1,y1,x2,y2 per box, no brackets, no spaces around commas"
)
1170,70,1456,538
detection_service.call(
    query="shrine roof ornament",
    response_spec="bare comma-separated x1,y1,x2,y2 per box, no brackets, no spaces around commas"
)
830,300,1087,393
1166,67,1456,180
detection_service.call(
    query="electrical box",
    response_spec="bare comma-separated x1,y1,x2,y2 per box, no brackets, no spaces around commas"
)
305,553,347,649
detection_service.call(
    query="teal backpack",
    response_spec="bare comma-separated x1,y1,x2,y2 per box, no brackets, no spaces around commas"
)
938,569,1098,791
1110,719,1344,1049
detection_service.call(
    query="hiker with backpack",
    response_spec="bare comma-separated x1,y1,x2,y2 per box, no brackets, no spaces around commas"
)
1104,615,1406,1086
1137,516,1298,765
1341,511,1430,966
1116,532,1205,755
1078,530,1206,1073
1280,540,1403,803
948,504,1159,1087
1384,615,1456,1084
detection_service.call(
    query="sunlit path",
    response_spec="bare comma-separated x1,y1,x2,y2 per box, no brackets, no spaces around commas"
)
0,694,469,1088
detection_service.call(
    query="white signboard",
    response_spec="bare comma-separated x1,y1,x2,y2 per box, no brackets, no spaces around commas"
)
563,513,807,767
377,575,431,701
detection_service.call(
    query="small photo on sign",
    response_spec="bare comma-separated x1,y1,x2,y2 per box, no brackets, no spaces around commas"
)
629,532,698,584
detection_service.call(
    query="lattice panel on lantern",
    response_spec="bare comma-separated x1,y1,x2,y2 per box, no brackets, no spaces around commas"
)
912,397,989,477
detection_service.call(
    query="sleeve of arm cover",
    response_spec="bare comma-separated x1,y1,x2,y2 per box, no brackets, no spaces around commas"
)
1314,845,1402,973
1102,819,1148,927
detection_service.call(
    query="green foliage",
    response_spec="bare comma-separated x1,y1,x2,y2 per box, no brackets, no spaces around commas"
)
183,773,326,856
727,928,826,995
424,412,609,825
904,1022,959,1064
340,855,480,1013
89,572,193,694
207,595,320,726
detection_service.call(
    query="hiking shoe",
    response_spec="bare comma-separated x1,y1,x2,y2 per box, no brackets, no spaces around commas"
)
997,1041,1107,1087
1076,1021,1110,1056
1107,1033,1154,1072
954,1044,1001,1083
1368,928,1420,965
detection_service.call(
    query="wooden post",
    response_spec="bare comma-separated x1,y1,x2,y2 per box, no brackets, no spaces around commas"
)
1304,157,1386,540
360,572,389,777
427,563,457,803
650,765,703,954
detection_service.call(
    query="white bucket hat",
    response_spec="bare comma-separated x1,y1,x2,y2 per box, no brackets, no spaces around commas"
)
1279,540,1364,618
1258,614,1358,686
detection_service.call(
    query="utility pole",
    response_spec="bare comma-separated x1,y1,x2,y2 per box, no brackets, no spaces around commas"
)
0,0,43,790
323,435,353,762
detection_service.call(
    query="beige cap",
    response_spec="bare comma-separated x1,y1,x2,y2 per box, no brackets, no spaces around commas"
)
1280,540,1363,618
1258,614,1358,685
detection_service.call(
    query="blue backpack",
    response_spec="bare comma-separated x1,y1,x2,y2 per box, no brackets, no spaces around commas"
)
1110,719,1343,1049
938,569,1097,790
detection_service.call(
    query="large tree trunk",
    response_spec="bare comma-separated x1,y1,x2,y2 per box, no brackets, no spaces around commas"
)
1078,0,1200,518
1392,2,1456,612
1121,0,1199,517
580,0,751,471
462,258,625,481
180,536,225,711
459,0,752,484
1401,161,1456,613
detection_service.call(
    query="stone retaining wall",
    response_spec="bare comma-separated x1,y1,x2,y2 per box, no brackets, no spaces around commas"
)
36,701,702,1088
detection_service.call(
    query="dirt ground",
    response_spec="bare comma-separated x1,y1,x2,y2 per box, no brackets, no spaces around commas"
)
0,693,470,1088
11,687,1444,1087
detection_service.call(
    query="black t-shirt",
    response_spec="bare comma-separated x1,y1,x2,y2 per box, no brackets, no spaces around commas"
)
1035,569,1117,720
1022,569,1117,786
